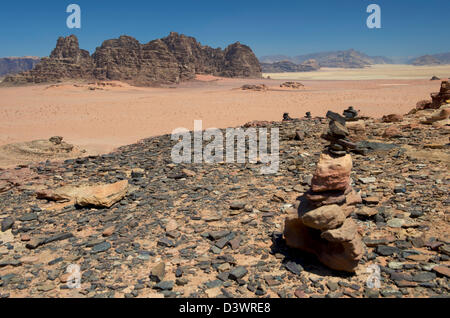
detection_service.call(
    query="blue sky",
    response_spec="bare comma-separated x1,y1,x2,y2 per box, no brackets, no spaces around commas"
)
0,0,449,58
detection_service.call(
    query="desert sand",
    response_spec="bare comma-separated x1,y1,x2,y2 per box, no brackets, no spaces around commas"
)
0,68,447,160
265,64,450,80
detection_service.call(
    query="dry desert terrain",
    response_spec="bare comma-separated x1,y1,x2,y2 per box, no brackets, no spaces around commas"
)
0,65,448,162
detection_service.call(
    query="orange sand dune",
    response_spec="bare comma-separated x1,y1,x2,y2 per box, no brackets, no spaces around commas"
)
0,77,443,156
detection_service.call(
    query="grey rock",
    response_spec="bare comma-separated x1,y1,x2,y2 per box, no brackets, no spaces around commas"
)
229,266,248,280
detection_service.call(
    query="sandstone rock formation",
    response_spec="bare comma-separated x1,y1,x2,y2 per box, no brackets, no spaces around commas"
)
2,33,261,86
2,35,94,84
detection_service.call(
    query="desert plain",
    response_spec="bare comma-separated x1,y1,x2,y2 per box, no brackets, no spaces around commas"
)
0,64,449,165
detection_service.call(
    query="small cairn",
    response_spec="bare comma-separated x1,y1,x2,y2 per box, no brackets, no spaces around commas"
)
343,106,359,120
283,111,364,273
320,111,358,157
283,112,294,121
431,81,450,108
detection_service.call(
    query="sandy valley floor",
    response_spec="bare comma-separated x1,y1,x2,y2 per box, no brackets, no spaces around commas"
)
0,67,448,158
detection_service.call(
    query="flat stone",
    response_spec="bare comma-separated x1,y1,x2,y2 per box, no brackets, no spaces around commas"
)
412,272,436,282
432,266,450,277
285,261,303,275
387,218,405,228
376,245,399,256
229,266,248,280
358,177,376,184
1,217,14,232
301,204,346,231
91,241,111,253
356,207,378,218
19,213,38,222
230,201,246,210
153,281,174,291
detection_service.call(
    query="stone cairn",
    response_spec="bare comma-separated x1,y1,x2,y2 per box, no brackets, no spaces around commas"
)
283,111,364,273
343,106,359,120
283,112,294,121
431,81,450,108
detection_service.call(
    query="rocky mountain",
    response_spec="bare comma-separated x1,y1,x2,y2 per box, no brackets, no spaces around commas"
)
2,33,261,86
261,59,320,73
260,50,394,68
410,53,450,66
0,57,41,77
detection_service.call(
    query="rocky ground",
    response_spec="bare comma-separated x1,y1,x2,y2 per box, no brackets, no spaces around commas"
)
0,106,449,298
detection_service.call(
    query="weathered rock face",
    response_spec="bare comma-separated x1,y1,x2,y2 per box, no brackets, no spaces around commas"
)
221,42,262,78
3,33,261,86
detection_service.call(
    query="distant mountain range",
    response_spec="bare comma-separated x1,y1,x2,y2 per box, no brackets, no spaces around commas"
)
260,49,450,71
261,59,320,73
409,53,450,66
0,57,41,77
260,49,393,69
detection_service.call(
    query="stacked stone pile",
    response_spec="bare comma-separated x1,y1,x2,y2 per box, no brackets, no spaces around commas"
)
283,112,364,272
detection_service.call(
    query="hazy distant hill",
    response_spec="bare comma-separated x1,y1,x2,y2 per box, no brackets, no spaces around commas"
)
410,53,450,65
261,59,320,73
259,55,292,64
260,49,394,68
0,57,41,76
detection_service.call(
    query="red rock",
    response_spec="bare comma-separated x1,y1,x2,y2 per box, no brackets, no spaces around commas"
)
383,126,402,138
432,266,450,277
284,211,363,273
320,219,358,242
20,234,31,241
311,153,352,192
294,289,307,298
356,207,378,217
345,189,362,206
301,204,346,231
102,226,115,237
382,114,403,123
305,186,351,206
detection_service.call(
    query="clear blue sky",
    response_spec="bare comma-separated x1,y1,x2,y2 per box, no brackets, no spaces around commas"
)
0,0,449,58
